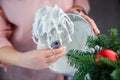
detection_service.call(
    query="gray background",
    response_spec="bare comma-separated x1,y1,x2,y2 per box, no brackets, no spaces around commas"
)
89,0,120,35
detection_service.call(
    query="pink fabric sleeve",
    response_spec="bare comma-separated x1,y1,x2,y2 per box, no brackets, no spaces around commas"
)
73,0,90,14
0,8,12,71
0,8,13,48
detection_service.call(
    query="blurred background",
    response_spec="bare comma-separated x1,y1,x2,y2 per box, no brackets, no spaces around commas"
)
0,0,120,79
89,0,120,35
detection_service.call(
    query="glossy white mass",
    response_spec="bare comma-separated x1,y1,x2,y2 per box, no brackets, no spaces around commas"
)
32,5,94,76
49,14,94,76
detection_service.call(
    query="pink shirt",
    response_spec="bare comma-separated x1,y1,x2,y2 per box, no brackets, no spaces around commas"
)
0,0,90,80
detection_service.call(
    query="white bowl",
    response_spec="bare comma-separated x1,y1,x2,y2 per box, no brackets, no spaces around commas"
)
49,14,94,76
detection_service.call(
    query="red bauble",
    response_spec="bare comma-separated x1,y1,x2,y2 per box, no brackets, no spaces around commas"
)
97,49,119,61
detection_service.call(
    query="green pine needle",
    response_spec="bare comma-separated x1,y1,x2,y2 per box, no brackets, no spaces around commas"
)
67,28,120,80
111,68,120,80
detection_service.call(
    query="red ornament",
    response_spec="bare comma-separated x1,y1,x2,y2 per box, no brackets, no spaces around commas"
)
96,49,119,61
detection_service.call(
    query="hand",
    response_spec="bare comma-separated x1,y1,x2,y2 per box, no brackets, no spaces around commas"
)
67,6,100,35
19,46,66,70
80,13,100,35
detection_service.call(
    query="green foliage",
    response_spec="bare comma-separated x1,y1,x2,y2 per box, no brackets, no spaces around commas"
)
111,68,120,80
67,28,120,80
87,28,120,51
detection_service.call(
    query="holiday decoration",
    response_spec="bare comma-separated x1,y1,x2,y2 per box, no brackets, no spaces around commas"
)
67,28,120,80
96,49,118,62
32,5,93,75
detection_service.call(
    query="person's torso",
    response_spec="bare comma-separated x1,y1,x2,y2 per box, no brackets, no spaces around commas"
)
0,0,73,51
0,1,73,80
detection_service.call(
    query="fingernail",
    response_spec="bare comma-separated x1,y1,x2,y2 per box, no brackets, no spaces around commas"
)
96,29,100,35
79,11,84,15
75,11,79,14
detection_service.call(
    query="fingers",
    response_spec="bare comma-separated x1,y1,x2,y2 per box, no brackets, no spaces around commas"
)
53,46,66,55
67,5,85,14
45,51,65,66
80,13,100,35
54,49,66,60
36,46,66,68
0,63,8,72
45,46,66,57
67,8,79,14
45,46,66,65
46,54,55,63
68,8,100,35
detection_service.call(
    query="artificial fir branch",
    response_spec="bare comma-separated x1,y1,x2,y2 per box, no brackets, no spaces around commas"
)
67,28,120,80
67,50,94,69
98,57,117,68
111,68,120,80
109,29,120,51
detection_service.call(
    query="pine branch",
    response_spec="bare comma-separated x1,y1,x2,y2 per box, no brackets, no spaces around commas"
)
66,28,120,80
67,50,95,69
111,68,120,80
108,28,120,52
96,34,110,49
99,57,117,68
